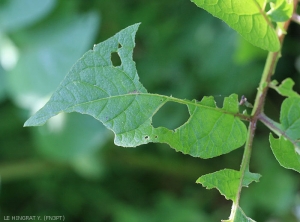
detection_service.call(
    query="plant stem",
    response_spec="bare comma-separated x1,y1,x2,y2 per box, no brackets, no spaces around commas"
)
230,1,298,219
230,51,280,218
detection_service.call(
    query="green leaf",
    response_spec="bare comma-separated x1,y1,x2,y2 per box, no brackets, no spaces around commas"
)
190,0,280,52
280,97,300,140
269,134,300,172
267,0,294,22
270,78,300,98
24,24,248,158
268,97,300,172
242,171,261,187
196,169,260,201
222,206,256,222
198,169,260,221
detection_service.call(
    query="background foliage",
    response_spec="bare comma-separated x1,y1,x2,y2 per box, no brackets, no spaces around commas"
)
1,0,300,221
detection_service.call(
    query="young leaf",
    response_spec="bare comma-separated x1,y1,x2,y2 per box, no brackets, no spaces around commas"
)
196,169,261,201
24,23,248,158
198,169,260,221
190,0,280,52
267,0,294,22
270,78,300,98
269,134,300,172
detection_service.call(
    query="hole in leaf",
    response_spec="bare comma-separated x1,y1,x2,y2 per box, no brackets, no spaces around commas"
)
111,51,121,66
265,2,271,13
213,94,225,108
152,101,190,131
144,136,149,139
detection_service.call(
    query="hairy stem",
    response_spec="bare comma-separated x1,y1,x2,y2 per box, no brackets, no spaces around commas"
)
230,1,298,219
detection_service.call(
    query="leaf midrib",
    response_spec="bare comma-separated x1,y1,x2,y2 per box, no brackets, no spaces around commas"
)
63,92,245,119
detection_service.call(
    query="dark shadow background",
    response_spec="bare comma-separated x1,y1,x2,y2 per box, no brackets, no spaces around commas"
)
1,0,300,221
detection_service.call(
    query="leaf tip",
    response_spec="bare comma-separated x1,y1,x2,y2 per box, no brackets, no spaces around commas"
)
23,112,48,127
23,116,40,127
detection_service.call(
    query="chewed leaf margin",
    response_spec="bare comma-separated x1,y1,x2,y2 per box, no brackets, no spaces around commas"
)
196,169,261,201
197,169,260,221
267,0,294,22
270,78,300,98
24,23,248,159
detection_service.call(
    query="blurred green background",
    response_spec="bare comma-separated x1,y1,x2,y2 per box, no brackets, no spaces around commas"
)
1,0,300,221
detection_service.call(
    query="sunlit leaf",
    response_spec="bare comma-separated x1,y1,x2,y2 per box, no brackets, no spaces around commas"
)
24,24,248,158
190,0,280,52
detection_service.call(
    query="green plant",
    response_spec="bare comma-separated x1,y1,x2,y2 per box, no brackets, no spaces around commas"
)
24,0,300,221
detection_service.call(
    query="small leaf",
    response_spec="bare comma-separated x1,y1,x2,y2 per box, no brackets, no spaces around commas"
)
196,169,260,201
191,0,280,52
269,134,300,172
270,78,300,98
222,206,256,222
242,171,261,187
24,24,248,158
267,0,294,22
198,169,260,221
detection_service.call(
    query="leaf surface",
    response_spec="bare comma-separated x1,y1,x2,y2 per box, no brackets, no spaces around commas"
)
280,97,300,140
267,0,294,22
268,97,300,172
198,169,259,221
190,0,280,51
270,78,300,98
269,134,300,172
24,24,247,158
196,169,260,201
